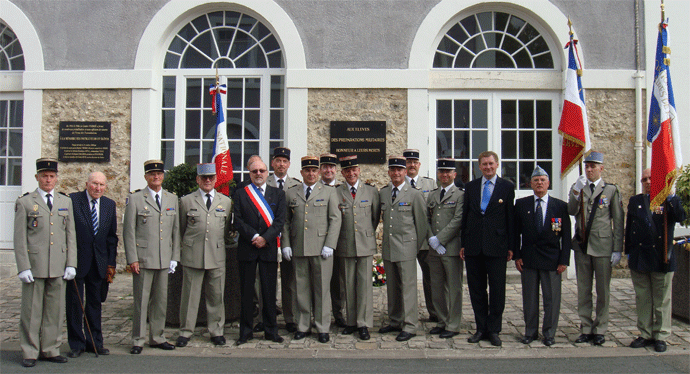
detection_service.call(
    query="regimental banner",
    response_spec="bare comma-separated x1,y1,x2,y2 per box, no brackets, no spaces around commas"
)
330,121,386,164
58,121,111,162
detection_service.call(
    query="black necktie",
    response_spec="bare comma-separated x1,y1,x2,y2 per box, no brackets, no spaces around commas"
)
392,187,398,201
536,198,544,232
278,179,284,190
155,194,161,210
590,183,595,193
410,179,416,188
305,186,311,200
351,187,356,198
46,193,53,211
440,188,446,201
206,193,212,210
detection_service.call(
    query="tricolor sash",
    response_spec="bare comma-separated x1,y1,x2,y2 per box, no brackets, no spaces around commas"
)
245,184,280,248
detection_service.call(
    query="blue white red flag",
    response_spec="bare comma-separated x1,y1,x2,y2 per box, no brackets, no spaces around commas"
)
647,19,682,209
210,83,233,195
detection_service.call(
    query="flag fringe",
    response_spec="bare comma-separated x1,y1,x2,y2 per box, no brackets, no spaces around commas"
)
650,168,680,209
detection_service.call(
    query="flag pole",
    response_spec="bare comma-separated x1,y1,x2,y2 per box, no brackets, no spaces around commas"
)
660,0,669,264
568,17,587,243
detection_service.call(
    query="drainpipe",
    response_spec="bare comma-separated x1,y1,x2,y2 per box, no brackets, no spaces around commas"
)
633,0,644,194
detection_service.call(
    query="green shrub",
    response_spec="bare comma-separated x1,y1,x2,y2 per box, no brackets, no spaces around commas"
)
676,164,690,226
162,163,197,197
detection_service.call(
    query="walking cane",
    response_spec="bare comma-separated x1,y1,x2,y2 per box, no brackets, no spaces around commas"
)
72,279,99,357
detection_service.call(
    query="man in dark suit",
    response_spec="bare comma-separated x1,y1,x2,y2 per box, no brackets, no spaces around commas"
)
66,171,118,357
514,166,571,347
233,157,286,345
461,151,515,347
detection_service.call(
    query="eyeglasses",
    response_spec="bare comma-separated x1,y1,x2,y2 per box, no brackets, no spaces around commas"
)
250,169,267,174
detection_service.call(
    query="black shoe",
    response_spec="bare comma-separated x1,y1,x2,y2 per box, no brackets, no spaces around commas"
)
67,349,84,358
276,306,283,316
396,331,416,341
150,342,175,350
176,336,190,347
86,346,110,355
334,318,347,328
574,333,593,343
210,336,226,346
520,334,538,344
439,330,459,339
317,333,330,343
265,333,284,343
130,346,142,354
46,355,68,363
488,333,502,346
429,326,445,335
253,322,264,332
378,325,402,334
235,335,252,346
342,325,357,335
654,340,667,352
592,334,605,346
293,331,310,340
543,337,556,346
630,336,655,348
22,359,37,367
428,315,440,323
358,327,370,340
285,323,298,333
468,331,485,343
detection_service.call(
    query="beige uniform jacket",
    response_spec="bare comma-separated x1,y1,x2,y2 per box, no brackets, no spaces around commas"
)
380,183,429,262
179,190,233,269
268,174,301,191
426,185,464,257
335,182,381,257
567,181,624,257
282,183,342,256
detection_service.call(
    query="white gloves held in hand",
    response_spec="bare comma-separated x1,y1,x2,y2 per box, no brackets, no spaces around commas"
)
321,246,334,259
168,261,178,274
573,175,588,193
428,236,440,250
435,245,447,255
610,252,622,267
18,269,34,283
282,247,292,261
63,266,76,280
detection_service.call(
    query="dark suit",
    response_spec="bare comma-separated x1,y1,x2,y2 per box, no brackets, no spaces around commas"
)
233,183,286,341
514,195,571,339
461,176,515,334
66,191,117,351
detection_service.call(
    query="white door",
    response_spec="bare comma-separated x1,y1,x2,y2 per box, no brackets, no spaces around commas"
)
0,96,23,249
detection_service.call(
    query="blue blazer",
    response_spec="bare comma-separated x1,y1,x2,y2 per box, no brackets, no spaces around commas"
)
514,195,571,270
69,190,118,278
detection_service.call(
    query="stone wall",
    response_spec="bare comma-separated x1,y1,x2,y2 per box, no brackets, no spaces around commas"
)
42,89,131,268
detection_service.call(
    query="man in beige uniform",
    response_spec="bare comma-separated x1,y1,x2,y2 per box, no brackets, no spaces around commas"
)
14,158,77,367
124,160,180,354
426,158,464,338
335,155,380,340
282,156,342,343
568,151,624,346
176,163,233,347
378,156,429,341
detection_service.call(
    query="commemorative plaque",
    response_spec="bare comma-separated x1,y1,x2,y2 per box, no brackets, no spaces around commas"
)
58,121,111,162
330,121,386,163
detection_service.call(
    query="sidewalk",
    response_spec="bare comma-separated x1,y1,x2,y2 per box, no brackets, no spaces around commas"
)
1,273,688,357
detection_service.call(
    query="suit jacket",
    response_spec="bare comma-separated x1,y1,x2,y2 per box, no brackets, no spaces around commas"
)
461,176,515,257
625,194,686,273
267,174,301,191
567,181,624,256
123,188,180,269
380,183,428,262
514,195,572,270
427,184,464,257
14,189,77,278
179,190,233,269
233,184,286,262
335,181,381,257
282,183,342,257
69,191,118,278
408,176,437,202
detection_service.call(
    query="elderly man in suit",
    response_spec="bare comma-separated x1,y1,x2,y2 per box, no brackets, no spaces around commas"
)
66,171,118,358
176,164,234,347
514,166,571,346
335,155,380,340
14,158,77,367
124,159,180,354
461,151,515,347
233,157,286,345
626,168,686,353
378,156,429,342
568,151,623,346
426,158,464,339
282,156,342,343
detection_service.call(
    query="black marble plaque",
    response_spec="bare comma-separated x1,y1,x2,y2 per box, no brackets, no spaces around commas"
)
330,121,386,164
58,121,111,162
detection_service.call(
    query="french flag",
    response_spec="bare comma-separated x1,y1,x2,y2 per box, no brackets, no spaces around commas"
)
210,83,233,196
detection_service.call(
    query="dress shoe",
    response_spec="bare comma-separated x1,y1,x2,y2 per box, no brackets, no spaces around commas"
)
395,331,416,342
293,331,310,340
428,315,440,323
276,306,283,315
22,359,37,367
130,346,143,354
150,342,175,350
176,336,190,347
358,327,370,340
429,326,445,335
574,333,593,343
520,334,538,344
488,333,502,346
87,346,110,355
210,336,226,346
235,335,252,346
342,325,357,335
285,323,298,333
592,334,605,346
543,337,556,346
467,331,485,343
317,333,330,343
67,348,84,358
334,317,347,328
630,336,654,348
654,340,667,352
253,322,264,332
46,355,68,363
265,333,284,343
440,330,459,339
378,325,402,334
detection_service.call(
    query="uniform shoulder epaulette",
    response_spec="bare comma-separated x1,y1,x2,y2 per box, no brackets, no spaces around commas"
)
335,183,341,187
324,184,334,187
21,192,30,197
421,176,434,180
365,182,376,188
292,178,302,183
431,187,440,191
287,184,300,189
380,184,391,190
59,191,69,196
133,189,141,193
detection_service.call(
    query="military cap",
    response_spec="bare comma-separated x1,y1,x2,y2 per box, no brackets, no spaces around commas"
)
197,163,216,176
402,149,420,159
584,151,604,164
301,156,319,169
319,153,338,165
437,158,456,170
388,156,406,168
144,159,165,173
531,165,549,178
273,147,291,160
36,158,58,172
339,155,358,169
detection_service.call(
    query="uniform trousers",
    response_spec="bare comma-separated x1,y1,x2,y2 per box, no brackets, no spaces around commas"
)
383,259,418,333
293,256,333,333
574,249,611,334
20,277,65,359
417,250,437,319
427,255,463,332
340,255,374,328
331,256,345,320
66,258,104,351
132,268,168,347
179,266,226,338
631,269,674,340
521,268,561,339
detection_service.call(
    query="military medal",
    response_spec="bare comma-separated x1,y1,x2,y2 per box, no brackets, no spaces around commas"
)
653,205,664,214
551,218,562,232
33,205,38,211
32,218,38,227
599,195,608,208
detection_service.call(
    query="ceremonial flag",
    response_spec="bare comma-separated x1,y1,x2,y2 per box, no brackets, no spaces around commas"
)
647,18,682,209
210,83,233,195
558,32,591,177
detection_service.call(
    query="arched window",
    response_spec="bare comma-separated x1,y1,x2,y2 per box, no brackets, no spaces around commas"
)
161,10,285,182
0,21,24,186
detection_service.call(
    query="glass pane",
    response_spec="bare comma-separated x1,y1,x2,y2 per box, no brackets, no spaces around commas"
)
476,12,492,32
519,161,534,189
164,52,180,69
455,48,474,68
238,14,257,33
229,141,242,171
446,23,468,44
226,110,242,139
0,130,6,156
0,101,6,127
203,110,215,139
436,100,451,129
270,110,283,139
536,100,551,128
8,129,21,156
269,141,283,153
161,141,174,170
244,142,259,168
244,110,260,140
495,12,509,32
191,14,210,33
533,53,554,69
514,48,532,68
162,110,175,139
436,130,452,158
162,76,176,108
186,79,202,107
454,131,470,159
502,161,516,186
229,31,254,60
267,50,283,68
434,53,454,68
0,159,5,185
270,76,284,108
201,141,214,164
517,23,539,45
207,11,224,28
501,130,516,159
177,23,197,42
527,36,549,55
203,78,215,109
472,130,488,159
519,131,534,158
245,78,260,108
460,15,479,36
518,100,534,128
235,47,267,68
168,35,186,54
457,161,471,184
261,34,281,54
474,50,515,68
506,15,526,37
185,110,201,139
501,100,516,128
8,158,22,185
437,36,460,55
225,11,242,27
484,32,499,49
227,78,243,108
472,100,487,128
185,141,200,164
502,35,521,55
536,131,552,159
466,35,485,53
181,47,212,69
9,101,23,127
454,100,469,128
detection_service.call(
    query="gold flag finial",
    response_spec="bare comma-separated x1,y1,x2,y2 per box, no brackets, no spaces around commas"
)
661,0,665,23
567,17,573,36
215,67,219,87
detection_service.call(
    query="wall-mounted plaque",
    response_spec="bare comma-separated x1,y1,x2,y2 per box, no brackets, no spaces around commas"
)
58,121,111,162
330,121,386,164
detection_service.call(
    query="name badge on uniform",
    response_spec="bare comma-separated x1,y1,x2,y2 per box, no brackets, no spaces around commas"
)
58,208,68,211
216,207,225,212
360,200,368,203
551,218,562,232
599,195,608,208
316,199,324,202
166,207,175,211
398,202,410,206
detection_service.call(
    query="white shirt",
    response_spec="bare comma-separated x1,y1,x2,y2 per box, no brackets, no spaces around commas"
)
303,182,317,197
405,175,418,187
321,179,336,186
253,183,267,196
346,180,360,193
37,188,55,206
147,186,162,207
391,181,406,191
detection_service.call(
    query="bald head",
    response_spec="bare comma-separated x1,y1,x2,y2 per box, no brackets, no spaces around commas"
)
641,168,651,195
86,171,107,199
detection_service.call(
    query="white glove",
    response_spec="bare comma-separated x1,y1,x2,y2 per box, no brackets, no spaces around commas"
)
610,252,621,267
282,247,292,261
18,269,34,283
435,245,447,255
321,246,334,259
573,175,588,193
168,260,178,274
428,236,440,250
63,266,76,280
